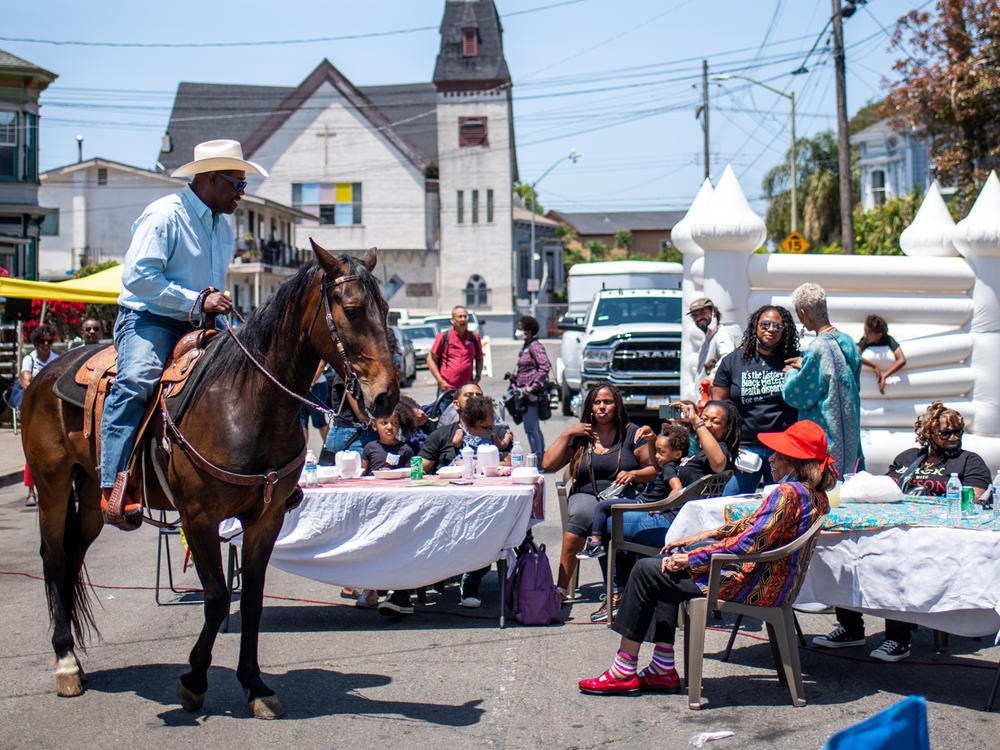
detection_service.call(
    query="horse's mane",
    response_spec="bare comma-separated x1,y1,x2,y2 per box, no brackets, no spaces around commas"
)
200,254,386,389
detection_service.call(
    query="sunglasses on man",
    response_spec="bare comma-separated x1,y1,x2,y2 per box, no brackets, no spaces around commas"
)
83,326,100,332
215,172,247,192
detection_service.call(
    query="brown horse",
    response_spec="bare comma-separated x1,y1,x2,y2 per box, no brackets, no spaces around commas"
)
21,244,398,718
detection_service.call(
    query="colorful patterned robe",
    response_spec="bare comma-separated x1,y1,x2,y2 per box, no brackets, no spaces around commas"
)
685,482,828,607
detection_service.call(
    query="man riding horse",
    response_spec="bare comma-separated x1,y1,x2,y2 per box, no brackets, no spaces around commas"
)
101,139,266,529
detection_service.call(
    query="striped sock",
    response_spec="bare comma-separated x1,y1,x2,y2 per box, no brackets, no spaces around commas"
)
645,644,676,675
609,649,638,680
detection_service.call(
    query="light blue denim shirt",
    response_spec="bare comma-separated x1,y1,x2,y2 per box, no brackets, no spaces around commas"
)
118,185,234,321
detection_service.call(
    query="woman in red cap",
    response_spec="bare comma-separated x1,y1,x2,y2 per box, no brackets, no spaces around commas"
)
578,420,832,696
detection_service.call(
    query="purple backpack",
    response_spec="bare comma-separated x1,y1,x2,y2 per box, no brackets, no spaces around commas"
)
505,540,561,625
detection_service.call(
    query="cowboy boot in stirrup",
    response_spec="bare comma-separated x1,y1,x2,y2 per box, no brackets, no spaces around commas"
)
101,471,143,531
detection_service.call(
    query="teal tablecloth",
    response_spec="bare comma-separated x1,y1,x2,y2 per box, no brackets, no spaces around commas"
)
724,495,1000,532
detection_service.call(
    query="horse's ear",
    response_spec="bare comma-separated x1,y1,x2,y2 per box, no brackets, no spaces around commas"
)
361,247,378,273
311,238,345,276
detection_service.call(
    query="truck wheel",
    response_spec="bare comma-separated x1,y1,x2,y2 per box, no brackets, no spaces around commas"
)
561,379,574,417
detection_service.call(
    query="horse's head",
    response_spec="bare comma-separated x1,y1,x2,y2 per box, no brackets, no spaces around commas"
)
308,240,399,419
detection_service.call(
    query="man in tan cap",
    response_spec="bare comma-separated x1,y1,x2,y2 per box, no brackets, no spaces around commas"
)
99,139,268,529
688,297,741,402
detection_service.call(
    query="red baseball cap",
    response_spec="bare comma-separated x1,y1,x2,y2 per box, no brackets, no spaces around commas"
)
757,420,829,461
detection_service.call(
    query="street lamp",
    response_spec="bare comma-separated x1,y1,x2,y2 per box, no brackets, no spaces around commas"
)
529,148,581,317
712,74,797,233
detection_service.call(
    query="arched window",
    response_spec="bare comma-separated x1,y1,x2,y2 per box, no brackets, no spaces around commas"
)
465,274,489,308
872,169,886,207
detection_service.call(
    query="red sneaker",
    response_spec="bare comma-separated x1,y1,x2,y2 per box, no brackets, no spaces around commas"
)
638,667,680,692
578,669,640,696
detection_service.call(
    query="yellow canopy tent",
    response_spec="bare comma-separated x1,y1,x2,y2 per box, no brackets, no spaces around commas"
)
0,264,122,305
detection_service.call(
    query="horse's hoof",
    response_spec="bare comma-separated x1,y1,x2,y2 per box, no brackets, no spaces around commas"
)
177,679,205,712
250,694,285,719
55,672,84,697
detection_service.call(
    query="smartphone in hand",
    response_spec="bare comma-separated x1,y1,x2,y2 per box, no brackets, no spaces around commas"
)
658,404,683,420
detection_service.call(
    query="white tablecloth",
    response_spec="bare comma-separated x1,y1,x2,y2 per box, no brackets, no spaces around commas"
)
665,497,1000,638
219,479,539,589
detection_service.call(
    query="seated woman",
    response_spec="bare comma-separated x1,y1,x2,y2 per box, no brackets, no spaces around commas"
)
591,399,742,620
577,420,832,695
542,381,656,606
815,401,991,662
857,314,906,395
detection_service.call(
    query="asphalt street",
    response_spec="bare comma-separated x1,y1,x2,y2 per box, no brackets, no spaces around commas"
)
1,340,998,748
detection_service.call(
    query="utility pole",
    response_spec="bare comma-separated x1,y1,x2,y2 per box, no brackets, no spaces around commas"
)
831,0,855,254
701,60,710,180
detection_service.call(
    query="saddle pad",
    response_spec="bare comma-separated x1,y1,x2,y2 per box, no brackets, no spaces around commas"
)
53,345,104,409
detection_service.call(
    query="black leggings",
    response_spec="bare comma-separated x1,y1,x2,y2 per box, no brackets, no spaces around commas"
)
610,556,704,645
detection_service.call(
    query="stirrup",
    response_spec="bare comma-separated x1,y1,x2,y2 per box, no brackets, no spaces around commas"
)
101,471,142,531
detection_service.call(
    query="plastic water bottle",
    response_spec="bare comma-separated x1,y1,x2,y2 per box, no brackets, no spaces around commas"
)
303,450,318,487
946,472,962,525
990,469,1000,517
510,441,524,470
461,446,475,479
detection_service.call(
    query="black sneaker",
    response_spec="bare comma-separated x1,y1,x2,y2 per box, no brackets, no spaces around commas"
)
576,540,607,559
459,581,481,609
870,639,910,662
812,624,866,648
378,590,414,616
589,593,620,623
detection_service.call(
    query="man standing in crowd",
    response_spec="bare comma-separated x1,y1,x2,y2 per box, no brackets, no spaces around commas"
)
99,139,266,529
688,297,741,402
782,282,863,475
427,306,483,398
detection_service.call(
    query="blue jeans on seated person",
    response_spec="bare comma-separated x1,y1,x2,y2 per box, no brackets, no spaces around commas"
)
723,444,774,496
100,308,190,487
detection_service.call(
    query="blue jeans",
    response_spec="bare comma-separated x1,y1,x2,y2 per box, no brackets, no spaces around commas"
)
723,444,775,495
100,308,190,487
521,401,545,457
324,424,376,455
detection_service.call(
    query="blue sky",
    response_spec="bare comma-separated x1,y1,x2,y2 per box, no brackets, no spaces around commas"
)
4,0,931,214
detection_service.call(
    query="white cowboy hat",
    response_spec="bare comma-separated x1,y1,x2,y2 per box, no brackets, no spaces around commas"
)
171,139,268,178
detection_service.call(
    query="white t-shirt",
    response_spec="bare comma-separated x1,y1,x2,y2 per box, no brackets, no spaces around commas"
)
21,349,58,377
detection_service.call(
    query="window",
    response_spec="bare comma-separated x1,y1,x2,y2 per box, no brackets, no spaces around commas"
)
458,117,488,147
471,189,479,224
0,112,17,179
292,182,362,225
23,113,37,182
97,167,108,185
462,27,478,57
39,208,59,236
487,189,494,223
465,274,489,307
457,190,464,224
872,169,886,207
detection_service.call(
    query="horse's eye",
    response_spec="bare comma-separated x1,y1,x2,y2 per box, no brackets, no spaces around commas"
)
343,307,362,321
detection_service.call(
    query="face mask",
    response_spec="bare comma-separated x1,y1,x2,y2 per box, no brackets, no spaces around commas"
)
514,329,526,340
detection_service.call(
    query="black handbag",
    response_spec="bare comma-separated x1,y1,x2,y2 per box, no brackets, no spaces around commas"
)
503,387,525,424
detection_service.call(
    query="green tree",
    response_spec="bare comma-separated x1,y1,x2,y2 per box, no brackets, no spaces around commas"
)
514,183,543,214
853,191,923,256
885,0,1000,213
585,240,611,262
613,229,632,251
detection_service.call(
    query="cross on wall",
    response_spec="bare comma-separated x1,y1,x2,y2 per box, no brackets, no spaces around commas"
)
316,123,336,165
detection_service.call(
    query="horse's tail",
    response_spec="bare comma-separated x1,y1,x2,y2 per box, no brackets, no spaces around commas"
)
42,478,99,649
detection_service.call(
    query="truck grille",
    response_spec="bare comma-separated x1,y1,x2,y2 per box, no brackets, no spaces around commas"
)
611,337,681,374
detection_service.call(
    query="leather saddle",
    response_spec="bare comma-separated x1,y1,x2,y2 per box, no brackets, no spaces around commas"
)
75,328,220,454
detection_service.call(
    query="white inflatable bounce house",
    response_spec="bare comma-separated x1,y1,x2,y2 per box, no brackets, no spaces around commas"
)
672,165,1000,474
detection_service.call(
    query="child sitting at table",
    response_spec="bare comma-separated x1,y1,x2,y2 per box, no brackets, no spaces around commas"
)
362,403,415,474
578,422,689,559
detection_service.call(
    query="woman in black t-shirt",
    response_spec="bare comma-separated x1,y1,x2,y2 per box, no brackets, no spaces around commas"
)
713,305,799,494
857,314,907,395
542,382,656,599
820,401,991,661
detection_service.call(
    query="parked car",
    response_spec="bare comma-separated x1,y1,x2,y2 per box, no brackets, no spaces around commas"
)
389,325,417,387
400,323,438,368
420,311,480,334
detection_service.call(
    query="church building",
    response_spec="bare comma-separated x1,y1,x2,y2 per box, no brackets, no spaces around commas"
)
157,0,517,332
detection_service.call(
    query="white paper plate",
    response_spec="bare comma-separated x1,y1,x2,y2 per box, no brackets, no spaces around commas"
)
373,468,411,480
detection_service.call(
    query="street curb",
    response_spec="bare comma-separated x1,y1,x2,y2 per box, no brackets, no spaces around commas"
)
0,470,23,489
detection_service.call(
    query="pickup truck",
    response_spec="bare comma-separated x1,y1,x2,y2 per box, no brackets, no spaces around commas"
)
556,288,684,416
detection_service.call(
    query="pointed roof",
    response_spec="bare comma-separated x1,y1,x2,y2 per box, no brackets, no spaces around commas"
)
242,59,432,174
0,47,56,91
433,0,510,91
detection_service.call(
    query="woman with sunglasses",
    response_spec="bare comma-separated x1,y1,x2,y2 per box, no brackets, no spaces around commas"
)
814,401,991,662
712,305,800,494
20,325,59,506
